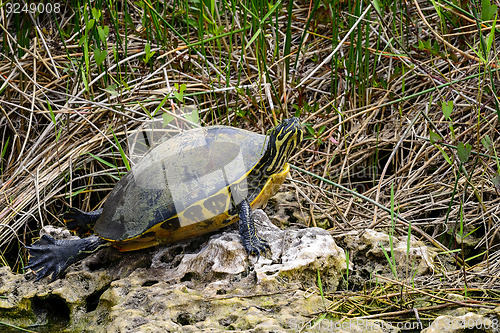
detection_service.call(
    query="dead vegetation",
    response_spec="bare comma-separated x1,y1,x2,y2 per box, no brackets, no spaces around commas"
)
1,0,500,324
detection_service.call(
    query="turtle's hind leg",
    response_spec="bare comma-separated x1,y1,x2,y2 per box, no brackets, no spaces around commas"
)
63,207,103,234
26,234,106,281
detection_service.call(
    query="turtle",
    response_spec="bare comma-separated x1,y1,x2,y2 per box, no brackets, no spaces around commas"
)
26,117,304,280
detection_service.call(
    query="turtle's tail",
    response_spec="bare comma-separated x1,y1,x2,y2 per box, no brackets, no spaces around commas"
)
63,207,103,234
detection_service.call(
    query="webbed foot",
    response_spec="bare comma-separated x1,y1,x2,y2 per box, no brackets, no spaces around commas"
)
26,234,105,281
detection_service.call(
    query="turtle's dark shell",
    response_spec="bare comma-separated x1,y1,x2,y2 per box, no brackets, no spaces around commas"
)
93,126,287,251
26,119,303,281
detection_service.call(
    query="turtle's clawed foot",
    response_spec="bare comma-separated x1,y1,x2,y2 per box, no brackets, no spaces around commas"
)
26,234,105,281
238,199,272,260
26,235,68,281
243,235,272,260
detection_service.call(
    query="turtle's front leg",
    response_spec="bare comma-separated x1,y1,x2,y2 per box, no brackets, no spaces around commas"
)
237,199,271,256
63,207,103,234
26,234,106,281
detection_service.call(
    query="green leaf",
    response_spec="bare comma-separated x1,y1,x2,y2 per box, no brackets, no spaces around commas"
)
91,8,101,20
162,113,174,127
190,110,199,124
56,127,62,141
152,95,170,117
437,146,453,165
379,242,398,279
98,26,109,43
81,67,89,91
372,0,382,15
310,313,328,330
83,36,89,72
144,43,156,63
466,41,487,63
481,135,492,151
124,11,133,26
112,130,130,171
245,27,262,50
47,100,56,125
235,108,247,117
103,84,118,96
182,17,198,27
89,152,118,170
86,18,95,32
303,124,315,137
78,35,86,47
418,39,432,51
65,187,87,199
317,268,324,303
432,41,440,55
486,13,497,57
137,101,150,118
441,101,453,119
449,124,456,140
173,83,187,103
493,174,500,191
209,0,215,17
184,108,199,125
1,136,9,159
94,47,107,66
173,91,183,102
317,125,326,136
482,0,498,21
429,0,444,22
260,0,282,24
429,131,442,144
457,142,472,164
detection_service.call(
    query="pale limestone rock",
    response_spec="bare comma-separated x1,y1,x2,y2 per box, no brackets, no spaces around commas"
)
0,209,347,332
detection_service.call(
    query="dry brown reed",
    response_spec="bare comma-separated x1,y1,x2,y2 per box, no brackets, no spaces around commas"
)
1,0,500,320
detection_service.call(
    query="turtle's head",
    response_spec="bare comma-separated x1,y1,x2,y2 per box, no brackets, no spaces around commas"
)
263,117,304,174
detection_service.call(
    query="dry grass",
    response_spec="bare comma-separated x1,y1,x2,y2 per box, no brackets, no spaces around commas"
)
1,0,500,324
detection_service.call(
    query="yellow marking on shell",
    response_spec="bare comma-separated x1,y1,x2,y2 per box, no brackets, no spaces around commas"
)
175,186,232,227
108,164,290,252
